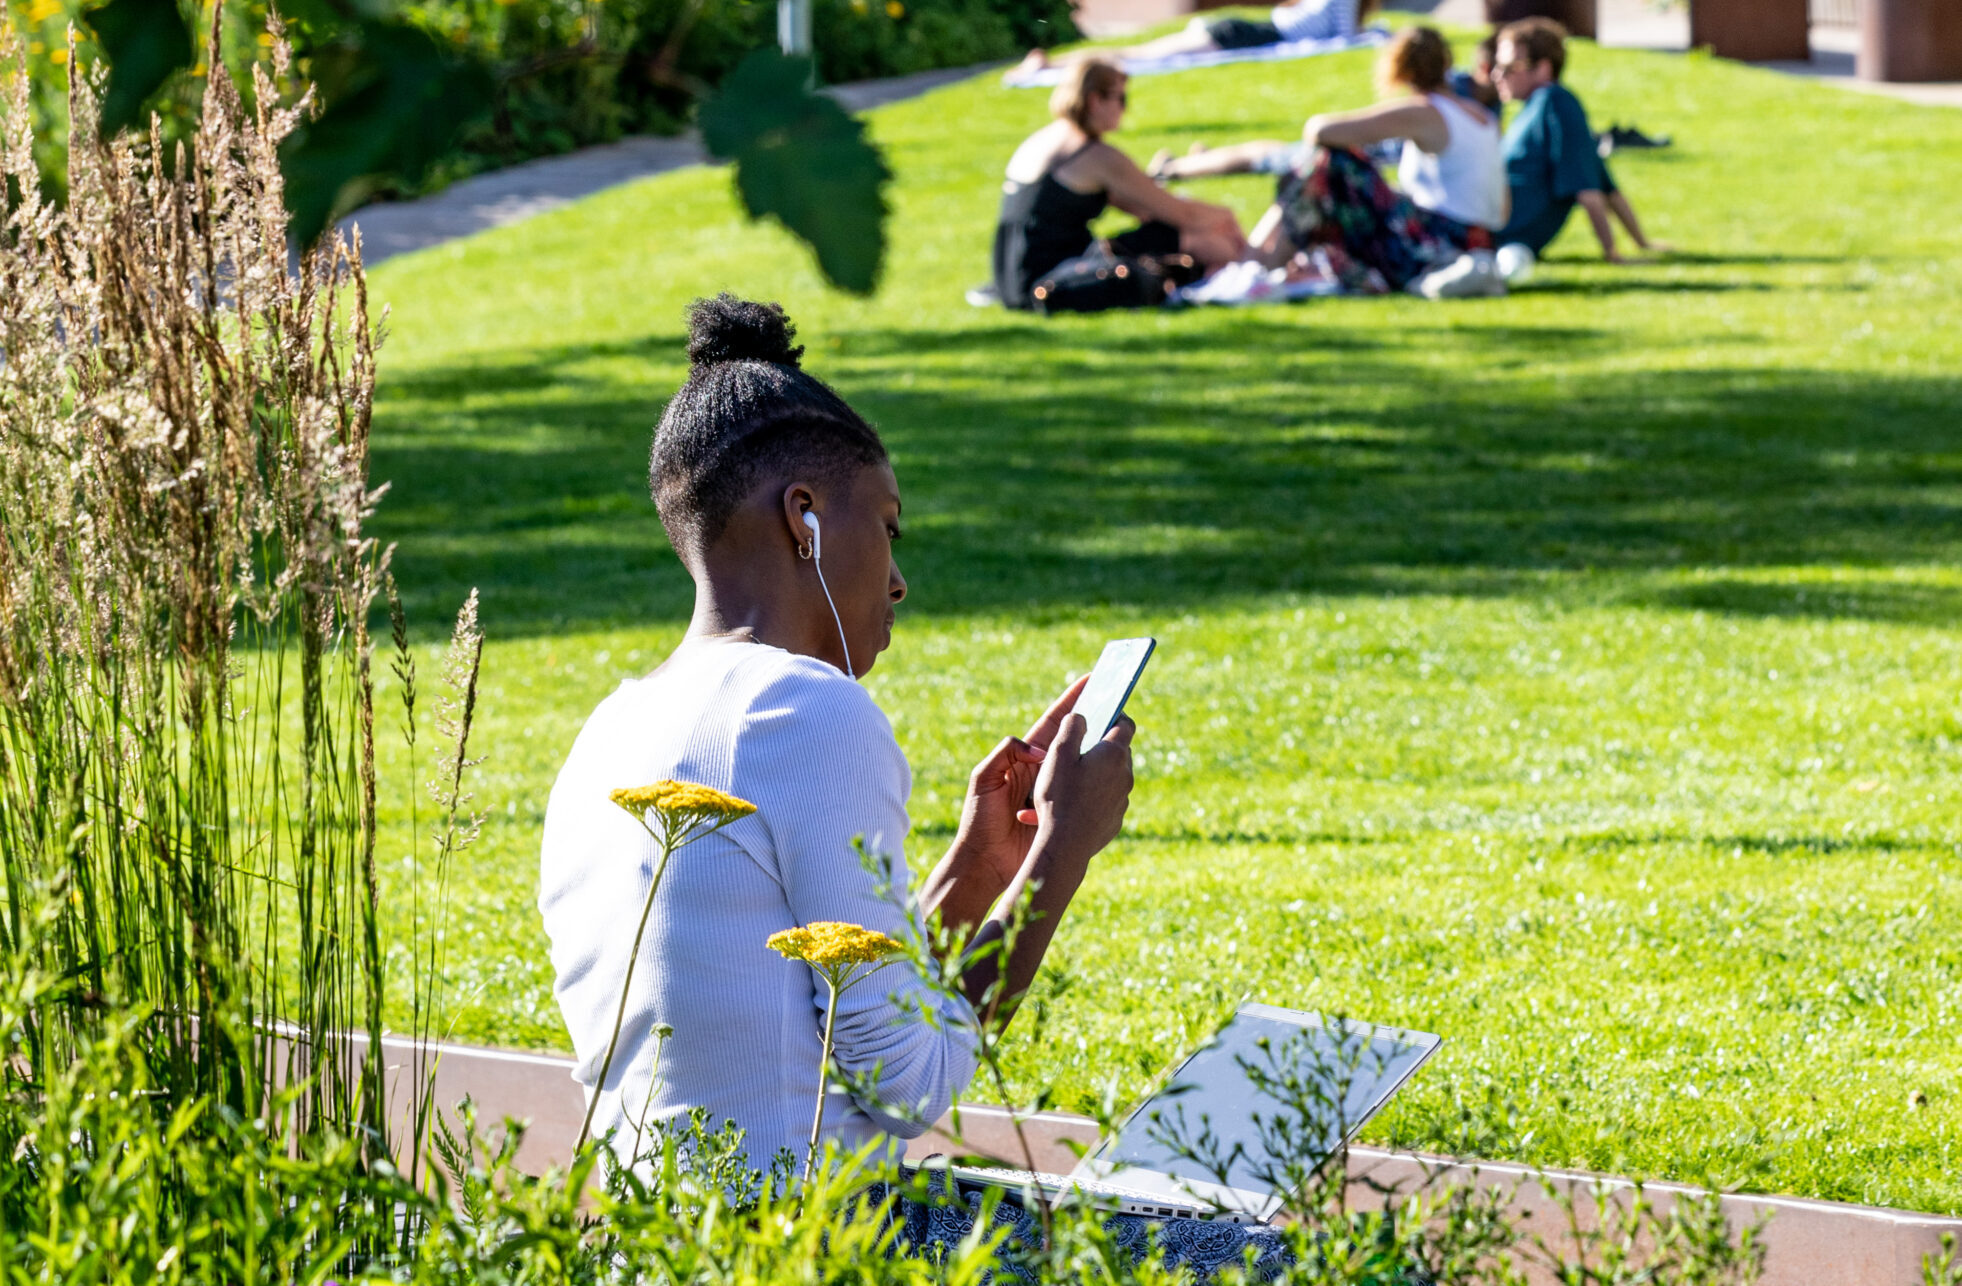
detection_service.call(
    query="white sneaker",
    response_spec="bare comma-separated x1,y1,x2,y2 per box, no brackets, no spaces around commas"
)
1408,251,1505,299
1496,242,1537,284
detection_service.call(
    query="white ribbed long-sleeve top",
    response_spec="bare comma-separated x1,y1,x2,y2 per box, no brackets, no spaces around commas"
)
538,638,978,1173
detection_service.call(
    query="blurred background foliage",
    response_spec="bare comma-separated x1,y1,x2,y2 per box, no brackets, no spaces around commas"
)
3,0,1077,203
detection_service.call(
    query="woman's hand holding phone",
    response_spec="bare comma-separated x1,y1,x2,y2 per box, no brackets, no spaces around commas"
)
1028,710,1136,875
946,676,1086,898
927,675,1137,941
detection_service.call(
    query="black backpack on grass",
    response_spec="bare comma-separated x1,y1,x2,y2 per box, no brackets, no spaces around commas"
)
1030,252,1202,314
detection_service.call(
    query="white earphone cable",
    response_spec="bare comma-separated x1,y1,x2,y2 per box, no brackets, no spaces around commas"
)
810,554,854,679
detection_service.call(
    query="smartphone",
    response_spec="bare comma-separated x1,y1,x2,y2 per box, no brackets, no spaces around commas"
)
1068,638,1155,754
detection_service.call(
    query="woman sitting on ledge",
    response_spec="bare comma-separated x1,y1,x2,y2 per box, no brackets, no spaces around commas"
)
540,294,1136,1172
539,295,1289,1278
994,61,1245,310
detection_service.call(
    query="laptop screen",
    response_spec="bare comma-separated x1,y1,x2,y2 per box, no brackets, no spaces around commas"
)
1090,1006,1438,1199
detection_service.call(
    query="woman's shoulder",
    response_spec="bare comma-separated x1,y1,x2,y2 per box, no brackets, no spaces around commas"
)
728,646,894,737
1006,123,1104,184
597,641,876,727
726,650,908,802
1005,125,1059,183
1438,90,1498,130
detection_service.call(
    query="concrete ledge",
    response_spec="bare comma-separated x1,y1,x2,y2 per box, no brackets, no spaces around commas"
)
395,1039,1962,1286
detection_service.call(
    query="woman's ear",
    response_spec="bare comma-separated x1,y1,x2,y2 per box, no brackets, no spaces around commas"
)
781,482,818,555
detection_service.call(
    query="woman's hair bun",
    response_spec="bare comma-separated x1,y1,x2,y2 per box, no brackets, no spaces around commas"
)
686,293,805,369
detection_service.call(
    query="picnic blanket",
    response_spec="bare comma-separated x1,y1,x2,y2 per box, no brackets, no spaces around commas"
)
1172,256,1346,306
1001,26,1389,88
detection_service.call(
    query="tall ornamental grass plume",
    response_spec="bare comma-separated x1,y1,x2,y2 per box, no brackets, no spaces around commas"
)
0,7,468,1233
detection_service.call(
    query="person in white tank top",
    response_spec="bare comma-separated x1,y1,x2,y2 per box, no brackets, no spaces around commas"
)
1398,91,1506,231
1151,27,1509,295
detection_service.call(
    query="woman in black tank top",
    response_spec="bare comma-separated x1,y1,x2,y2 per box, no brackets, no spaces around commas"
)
993,145,1114,308
992,63,1247,310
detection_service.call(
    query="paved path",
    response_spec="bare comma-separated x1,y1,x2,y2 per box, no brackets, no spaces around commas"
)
343,63,996,266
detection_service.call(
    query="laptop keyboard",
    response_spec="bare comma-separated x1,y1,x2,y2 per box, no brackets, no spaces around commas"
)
949,1167,1209,1214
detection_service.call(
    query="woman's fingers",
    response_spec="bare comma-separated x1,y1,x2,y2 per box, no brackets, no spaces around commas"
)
1024,674,1091,750
968,736,1034,793
1032,712,1133,862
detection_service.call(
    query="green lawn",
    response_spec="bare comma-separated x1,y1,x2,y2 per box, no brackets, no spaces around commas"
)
364,29,1962,1216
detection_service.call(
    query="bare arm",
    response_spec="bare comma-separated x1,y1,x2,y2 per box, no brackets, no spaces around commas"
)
1606,190,1665,252
1304,97,1447,155
919,677,1087,943
1087,145,1245,249
1575,189,1621,261
953,713,1134,1027
1151,139,1292,181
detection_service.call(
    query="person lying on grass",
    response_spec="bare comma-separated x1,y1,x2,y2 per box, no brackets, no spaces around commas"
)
1160,27,1510,297
1016,0,1380,79
539,294,1136,1176
994,60,1246,310
1491,17,1666,266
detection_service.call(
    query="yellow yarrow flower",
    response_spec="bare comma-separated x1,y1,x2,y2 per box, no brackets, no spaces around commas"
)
770,921,908,1186
610,780,755,847
610,779,754,823
767,921,904,970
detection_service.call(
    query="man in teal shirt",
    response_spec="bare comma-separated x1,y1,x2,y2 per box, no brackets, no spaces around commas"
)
1493,18,1662,260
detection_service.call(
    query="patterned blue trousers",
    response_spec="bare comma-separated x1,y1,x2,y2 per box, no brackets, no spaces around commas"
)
866,1176,1295,1282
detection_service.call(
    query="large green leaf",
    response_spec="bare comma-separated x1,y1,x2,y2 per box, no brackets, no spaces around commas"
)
85,0,193,136
278,22,494,247
698,49,891,296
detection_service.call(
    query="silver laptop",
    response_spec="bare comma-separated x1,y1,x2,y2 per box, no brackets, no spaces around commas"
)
933,1004,1440,1225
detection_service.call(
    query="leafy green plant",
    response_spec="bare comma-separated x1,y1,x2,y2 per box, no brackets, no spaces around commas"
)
0,9,389,1143
698,47,891,293
1928,1234,1962,1286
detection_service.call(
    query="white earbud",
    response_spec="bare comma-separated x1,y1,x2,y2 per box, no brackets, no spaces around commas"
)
800,510,853,680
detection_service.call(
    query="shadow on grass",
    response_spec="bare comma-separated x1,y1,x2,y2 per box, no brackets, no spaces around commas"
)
370,313,1962,636
1570,831,1925,857
1631,579,1962,625
1519,280,1776,296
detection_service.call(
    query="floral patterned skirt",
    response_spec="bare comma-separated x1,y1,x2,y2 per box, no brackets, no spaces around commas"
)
1275,147,1492,292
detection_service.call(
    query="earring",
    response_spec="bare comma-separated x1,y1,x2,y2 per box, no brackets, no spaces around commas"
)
798,543,813,560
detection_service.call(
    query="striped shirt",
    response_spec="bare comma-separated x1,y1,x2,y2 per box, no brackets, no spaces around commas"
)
539,638,978,1172
1270,0,1359,42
